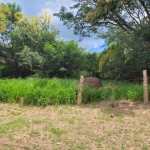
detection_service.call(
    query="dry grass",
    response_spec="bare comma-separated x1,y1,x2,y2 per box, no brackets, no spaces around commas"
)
0,101,150,150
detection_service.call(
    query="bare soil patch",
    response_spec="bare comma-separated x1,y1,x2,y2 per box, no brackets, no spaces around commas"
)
0,100,150,150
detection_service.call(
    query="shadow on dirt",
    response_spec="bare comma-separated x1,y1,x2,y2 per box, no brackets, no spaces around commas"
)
84,100,150,117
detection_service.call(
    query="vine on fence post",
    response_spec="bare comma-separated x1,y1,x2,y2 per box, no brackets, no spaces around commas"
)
78,76,84,106
143,70,148,104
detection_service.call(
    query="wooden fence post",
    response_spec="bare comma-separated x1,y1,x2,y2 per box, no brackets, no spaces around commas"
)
143,70,148,104
20,97,24,105
78,76,84,106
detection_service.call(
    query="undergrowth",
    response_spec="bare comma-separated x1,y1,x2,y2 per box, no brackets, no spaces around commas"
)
0,78,147,106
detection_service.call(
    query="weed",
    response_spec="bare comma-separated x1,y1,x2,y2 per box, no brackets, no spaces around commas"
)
97,137,104,146
11,111,21,116
139,128,144,133
44,125,66,137
105,106,113,114
64,140,74,145
8,134,14,141
117,114,125,123
58,109,64,114
24,146,30,150
50,127,66,137
133,133,143,142
32,120,42,124
143,146,149,150
68,117,76,124
140,122,147,126
29,130,35,136
98,114,112,122
107,131,112,137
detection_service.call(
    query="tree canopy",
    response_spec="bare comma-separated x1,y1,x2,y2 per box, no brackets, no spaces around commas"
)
2,1,150,80
0,2,100,78
54,0,150,38
54,0,150,80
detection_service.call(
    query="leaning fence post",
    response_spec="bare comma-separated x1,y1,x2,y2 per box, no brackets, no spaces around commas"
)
143,70,148,104
78,76,84,106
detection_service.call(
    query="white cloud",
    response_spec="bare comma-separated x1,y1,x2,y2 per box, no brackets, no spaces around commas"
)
92,43,99,48
37,0,81,44
39,0,75,24
87,41,107,53
80,38,105,47
44,0,74,12
38,7,59,25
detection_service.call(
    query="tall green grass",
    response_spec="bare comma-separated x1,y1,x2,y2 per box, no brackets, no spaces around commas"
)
0,78,77,106
83,81,144,103
0,78,148,106
82,80,144,103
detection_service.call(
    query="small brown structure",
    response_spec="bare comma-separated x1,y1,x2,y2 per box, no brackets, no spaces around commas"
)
80,77,103,88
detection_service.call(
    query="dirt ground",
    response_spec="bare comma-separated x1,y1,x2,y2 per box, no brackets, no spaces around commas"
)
0,100,150,150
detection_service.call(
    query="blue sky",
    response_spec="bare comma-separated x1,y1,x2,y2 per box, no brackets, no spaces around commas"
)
1,0,107,52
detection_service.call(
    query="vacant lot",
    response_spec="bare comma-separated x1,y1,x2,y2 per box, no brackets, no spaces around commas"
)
0,101,150,150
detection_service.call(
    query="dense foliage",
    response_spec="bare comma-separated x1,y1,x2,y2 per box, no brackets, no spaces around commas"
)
1,1,150,80
55,0,150,80
0,2,99,78
99,26,150,81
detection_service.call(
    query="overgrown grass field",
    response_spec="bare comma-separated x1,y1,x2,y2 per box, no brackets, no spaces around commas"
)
0,78,149,106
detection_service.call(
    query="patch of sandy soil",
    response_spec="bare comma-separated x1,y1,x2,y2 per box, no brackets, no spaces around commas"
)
0,100,150,150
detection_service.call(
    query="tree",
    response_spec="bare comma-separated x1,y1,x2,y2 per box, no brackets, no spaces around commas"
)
0,3,59,77
54,0,150,38
99,28,150,81
17,46,44,77
0,2,21,47
0,2,101,78
99,43,120,78
42,40,86,78
54,0,150,80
